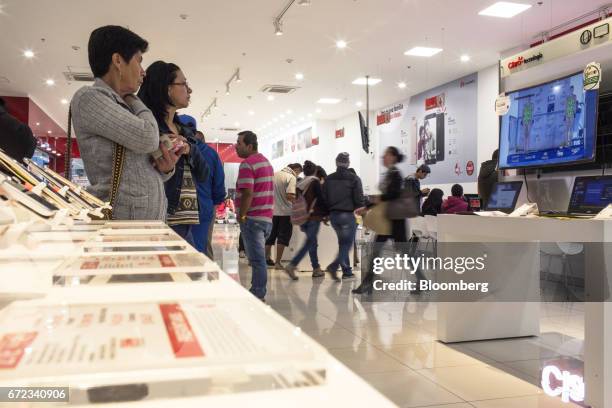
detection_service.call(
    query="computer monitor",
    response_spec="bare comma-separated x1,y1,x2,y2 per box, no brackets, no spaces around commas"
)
567,175,612,215
464,194,481,211
498,71,598,169
485,181,523,213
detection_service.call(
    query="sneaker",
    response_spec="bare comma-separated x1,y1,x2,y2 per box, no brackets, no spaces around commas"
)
342,273,356,280
325,266,340,282
274,263,284,270
312,268,324,278
239,250,246,259
284,264,299,281
266,259,275,266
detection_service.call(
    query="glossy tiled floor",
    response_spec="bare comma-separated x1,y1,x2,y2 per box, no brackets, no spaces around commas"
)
211,224,586,407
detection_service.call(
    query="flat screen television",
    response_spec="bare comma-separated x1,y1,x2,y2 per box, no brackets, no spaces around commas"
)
498,71,599,170
358,111,369,153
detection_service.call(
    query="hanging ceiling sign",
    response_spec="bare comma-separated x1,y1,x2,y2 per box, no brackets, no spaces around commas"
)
500,16,612,78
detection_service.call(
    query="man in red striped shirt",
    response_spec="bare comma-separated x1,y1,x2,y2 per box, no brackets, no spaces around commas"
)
235,131,274,300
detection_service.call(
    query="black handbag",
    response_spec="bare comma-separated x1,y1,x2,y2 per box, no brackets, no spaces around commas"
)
386,185,420,220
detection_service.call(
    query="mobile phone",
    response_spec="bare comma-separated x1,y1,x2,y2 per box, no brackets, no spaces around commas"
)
436,112,445,162
151,134,174,160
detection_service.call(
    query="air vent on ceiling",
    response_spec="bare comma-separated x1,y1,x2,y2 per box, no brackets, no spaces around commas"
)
260,85,299,94
63,71,94,82
219,127,241,132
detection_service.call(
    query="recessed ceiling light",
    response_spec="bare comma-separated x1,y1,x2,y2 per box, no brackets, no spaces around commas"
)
57,153,62,157
356,101,363,107
248,110,255,116
61,99,68,104
51,150,57,154
404,47,443,57
36,122,40,126
295,72,304,80
478,2,532,18
398,82,407,89
23,50,35,59
45,79,55,86
336,40,347,49
47,130,52,134
460,55,471,62
315,108,322,113
352,77,382,86
234,122,240,127
317,98,341,104
267,95,275,101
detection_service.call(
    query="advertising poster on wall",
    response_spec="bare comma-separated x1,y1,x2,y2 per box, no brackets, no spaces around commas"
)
271,127,316,160
272,140,284,159
377,73,478,184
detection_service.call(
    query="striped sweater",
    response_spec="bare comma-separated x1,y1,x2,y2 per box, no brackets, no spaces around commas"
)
235,153,274,222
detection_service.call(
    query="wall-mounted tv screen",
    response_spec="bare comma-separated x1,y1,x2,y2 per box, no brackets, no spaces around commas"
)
499,71,598,169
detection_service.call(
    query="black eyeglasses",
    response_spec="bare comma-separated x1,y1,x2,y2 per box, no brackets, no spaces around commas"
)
171,81,190,89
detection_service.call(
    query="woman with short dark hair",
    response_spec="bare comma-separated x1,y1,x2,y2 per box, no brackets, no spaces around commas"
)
138,61,209,241
71,25,182,220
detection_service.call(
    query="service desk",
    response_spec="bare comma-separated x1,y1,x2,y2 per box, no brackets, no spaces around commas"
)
436,214,612,408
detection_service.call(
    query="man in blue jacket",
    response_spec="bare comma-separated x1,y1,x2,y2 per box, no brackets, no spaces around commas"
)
179,115,226,258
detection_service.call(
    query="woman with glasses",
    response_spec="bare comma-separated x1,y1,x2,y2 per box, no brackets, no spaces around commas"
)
138,61,209,241
71,26,182,220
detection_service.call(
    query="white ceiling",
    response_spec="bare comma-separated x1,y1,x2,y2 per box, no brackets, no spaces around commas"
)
0,0,606,142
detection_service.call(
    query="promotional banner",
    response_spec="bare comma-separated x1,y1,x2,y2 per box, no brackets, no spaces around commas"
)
270,127,317,160
377,73,478,184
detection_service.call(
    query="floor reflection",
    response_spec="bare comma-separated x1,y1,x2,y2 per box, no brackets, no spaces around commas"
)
211,224,586,407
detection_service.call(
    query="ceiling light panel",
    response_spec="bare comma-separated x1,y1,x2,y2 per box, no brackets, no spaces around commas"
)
352,77,382,85
404,47,443,57
478,2,532,18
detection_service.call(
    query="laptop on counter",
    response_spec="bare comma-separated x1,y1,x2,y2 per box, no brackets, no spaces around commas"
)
540,175,612,218
485,181,524,214
464,194,481,211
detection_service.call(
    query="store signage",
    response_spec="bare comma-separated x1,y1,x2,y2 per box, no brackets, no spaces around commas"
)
541,365,585,404
466,161,474,176
580,29,592,45
583,61,601,91
501,15,612,78
507,53,543,70
495,93,511,116
335,128,345,138
377,103,403,125
425,94,445,111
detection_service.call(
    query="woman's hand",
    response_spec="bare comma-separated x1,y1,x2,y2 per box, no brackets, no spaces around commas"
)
153,142,181,173
168,134,190,156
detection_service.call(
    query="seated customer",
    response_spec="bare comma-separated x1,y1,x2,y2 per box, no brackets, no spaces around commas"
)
442,184,468,214
421,188,444,216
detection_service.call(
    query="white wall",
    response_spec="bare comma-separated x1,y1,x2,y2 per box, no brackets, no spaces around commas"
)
260,64,501,197
367,65,500,196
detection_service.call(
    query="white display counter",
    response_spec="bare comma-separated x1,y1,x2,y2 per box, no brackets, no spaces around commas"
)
436,214,612,408
0,221,395,407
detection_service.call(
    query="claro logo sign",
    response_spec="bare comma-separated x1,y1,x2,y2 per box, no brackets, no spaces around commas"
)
507,52,543,70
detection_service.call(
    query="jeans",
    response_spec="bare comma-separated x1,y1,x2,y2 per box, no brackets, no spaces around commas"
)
190,217,212,254
240,218,272,299
328,211,357,276
171,224,195,247
290,220,321,269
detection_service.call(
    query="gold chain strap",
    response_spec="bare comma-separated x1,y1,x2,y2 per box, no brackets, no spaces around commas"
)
102,143,125,220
